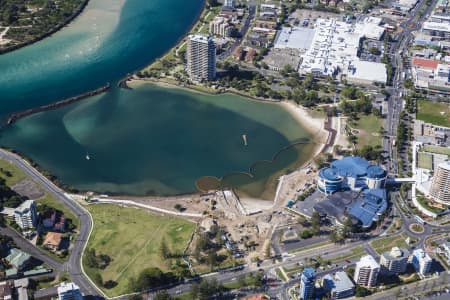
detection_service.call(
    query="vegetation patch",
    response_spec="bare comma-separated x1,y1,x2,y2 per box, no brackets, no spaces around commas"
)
83,204,196,297
418,152,433,170
417,100,450,127
370,235,408,254
423,145,450,157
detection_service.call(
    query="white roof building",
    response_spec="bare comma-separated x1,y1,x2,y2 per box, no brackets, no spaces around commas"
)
346,61,388,85
274,27,315,50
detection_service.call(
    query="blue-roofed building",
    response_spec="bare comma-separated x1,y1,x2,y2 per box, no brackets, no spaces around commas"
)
317,157,387,194
348,189,387,228
299,268,316,300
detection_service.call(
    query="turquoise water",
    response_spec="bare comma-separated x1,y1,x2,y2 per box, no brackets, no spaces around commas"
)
1,85,313,196
0,0,314,198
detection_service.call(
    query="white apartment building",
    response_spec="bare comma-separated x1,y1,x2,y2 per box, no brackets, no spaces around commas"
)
209,17,233,37
14,200,37,230
380,247,409,275
186,34,216,82
411,249,433,275
354,255,380,287
57,282,83,300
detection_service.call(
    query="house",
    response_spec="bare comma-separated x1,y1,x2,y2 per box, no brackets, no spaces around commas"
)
42,210,66,232
0,281,12,300
5,248,31,271
43,232,63,251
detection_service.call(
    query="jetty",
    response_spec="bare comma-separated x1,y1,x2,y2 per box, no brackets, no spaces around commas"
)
5,83,111,126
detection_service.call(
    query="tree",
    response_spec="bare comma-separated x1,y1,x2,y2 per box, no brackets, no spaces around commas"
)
154,291,173,300
311,211,321,236
355,286,371,297
207,249,218,271
127,295,143,300
174,203,183,212
159,238,169,259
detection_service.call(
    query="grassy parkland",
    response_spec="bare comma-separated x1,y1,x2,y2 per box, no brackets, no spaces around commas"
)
83,204,196,297
417,100,450,127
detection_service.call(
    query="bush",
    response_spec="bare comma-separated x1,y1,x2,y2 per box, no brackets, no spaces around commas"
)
300,230,313,239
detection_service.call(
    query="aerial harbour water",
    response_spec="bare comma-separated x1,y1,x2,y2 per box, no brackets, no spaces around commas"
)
0,0,315,199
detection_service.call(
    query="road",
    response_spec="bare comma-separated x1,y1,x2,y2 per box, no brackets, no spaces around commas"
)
0,149,101,297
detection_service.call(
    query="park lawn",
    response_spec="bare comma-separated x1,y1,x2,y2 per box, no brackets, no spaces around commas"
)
0,159,27,186
329,246,366,264
417,100,450,127
418,152,433,170
355,114,383,148
370,235,408,254
423,145,450,157
84,204,196,297
36,193,80,230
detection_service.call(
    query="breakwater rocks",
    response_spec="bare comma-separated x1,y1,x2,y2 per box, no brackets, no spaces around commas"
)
5,83,111,125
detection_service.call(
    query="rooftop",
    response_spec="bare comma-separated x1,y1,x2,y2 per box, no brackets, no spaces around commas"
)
5,248,31,269
274,27,315,50
357,255,380,269
383,247,409,260
412,57,440,69
323,271,355,293
302,267,316,280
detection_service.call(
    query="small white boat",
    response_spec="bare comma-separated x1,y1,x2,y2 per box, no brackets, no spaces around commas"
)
242,134,248,146
86,153,90,160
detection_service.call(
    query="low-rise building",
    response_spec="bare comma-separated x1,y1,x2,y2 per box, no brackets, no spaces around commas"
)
5,248,31,272
322,271,355,299
57,282,83,300
43,232,63,251
0,281,12,300
380,247,409,275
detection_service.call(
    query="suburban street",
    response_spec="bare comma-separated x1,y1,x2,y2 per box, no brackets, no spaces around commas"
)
0,149,101,297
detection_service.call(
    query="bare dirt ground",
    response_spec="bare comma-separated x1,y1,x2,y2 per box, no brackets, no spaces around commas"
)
11,179,44,199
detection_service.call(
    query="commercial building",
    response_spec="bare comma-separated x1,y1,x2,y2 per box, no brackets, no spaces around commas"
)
57,282,83,300
423,21,450,39
380,247,409,275
354,255,380,287
411,249,433,275
317,157,387,194
299,268,316,300
322,271,355,299
347,189,388,228
274,27,315,51
429,161,450,205
297,18,386,84
186,34,216,82
14,200,37,230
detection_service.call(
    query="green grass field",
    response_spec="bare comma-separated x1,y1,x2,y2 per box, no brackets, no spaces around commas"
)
370,235,408,254
418,152,433,170
84,204,196,297
355,114,383,147
423,145,450,157
417,100,450,127
329,246,366,264
0,159,27,186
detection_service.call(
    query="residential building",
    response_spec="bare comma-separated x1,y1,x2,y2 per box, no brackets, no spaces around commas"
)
43,232,63,251
411,249,433,275
14,200,37,230
34,287,58,300
186,34,216,82
442,242,450,262
5,248,31,272
223,0,234,8
57,282,83,300
0,281,12,300
14,278,29,300
322,271,355,299
380,247,409,275
209,17,233,37
299,268,315,300
430,161,450,205
42,210,66,232
354,255,380,287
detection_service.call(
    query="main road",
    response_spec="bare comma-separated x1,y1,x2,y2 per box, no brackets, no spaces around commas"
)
0,149,102,297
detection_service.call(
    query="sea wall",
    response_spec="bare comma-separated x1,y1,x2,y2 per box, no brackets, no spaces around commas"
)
4,83,111,125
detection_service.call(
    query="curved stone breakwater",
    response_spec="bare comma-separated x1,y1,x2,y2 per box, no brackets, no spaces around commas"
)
4,83,111,126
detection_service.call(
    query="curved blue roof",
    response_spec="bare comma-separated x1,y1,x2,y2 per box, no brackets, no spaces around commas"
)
330,156,370,178
319,167,342,181
366,165,387,179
